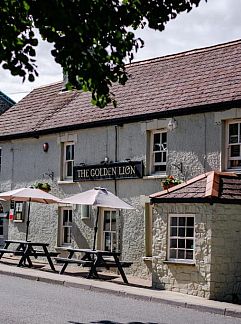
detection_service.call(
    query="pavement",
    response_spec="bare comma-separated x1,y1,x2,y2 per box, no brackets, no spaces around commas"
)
1,256,241,319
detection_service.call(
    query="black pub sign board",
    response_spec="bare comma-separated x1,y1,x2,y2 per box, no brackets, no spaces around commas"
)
73,161,143,182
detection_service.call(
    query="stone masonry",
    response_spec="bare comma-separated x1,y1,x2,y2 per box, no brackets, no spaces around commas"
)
152,202,241,301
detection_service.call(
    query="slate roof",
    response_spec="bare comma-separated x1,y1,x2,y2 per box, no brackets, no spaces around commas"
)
0,39,241,140
0,91,15,115
150,171,241,204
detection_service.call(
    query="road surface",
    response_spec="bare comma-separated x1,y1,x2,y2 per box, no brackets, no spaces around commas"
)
0,274,240,324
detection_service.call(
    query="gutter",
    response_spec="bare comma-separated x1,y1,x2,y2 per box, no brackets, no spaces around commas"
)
0,99,240,141
150,197,241,205
0,91,15,106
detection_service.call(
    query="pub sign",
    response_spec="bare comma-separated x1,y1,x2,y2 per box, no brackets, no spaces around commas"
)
73,161,143,182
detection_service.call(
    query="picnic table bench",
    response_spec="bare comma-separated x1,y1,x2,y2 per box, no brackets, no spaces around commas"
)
0,240,58,271
55,248,133,283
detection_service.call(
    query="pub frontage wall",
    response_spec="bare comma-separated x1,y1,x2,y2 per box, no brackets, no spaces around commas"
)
0,111,222,279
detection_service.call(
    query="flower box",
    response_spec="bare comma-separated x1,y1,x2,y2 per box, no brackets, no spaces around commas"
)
33,182,51,192
162,176,182,190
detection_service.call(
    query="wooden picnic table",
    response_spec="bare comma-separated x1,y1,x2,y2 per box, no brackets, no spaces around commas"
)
0,239,58,271
56,248,132,284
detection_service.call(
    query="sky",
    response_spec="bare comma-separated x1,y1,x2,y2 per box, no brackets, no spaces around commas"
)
1,0,241,102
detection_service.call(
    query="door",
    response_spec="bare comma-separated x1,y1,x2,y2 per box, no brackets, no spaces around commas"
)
100,209,117,252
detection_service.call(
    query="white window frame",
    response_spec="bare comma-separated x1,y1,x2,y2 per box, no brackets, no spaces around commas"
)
168,214,195,263
226,120,241,170
0,203,4,237
99,209,118,252
63,142,74,180
150,130,167,175
13,201,25,223
60,207,73,246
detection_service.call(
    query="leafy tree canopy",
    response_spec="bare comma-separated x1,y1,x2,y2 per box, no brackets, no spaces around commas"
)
0,0,205,107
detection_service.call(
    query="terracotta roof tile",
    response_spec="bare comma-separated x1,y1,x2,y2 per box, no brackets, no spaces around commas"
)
150,171,241,203
1,40,241,138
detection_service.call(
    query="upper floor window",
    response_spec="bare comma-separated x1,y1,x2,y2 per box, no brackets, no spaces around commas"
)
63,142,74,179
227,121,241,170
168,214,195,262
150,131,167,174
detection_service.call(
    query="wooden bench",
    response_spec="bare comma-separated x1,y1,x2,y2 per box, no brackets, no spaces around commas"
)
30,250,59,258
0,249,24,257
104,260,133,268
55,257,93,267
0,248,19,254
55,256,94,274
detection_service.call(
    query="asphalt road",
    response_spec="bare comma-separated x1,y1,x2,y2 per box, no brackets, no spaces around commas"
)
0,274,240,324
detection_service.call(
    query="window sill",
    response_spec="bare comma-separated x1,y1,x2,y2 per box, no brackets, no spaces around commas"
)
55,246,72,250
225,169,241,174
143,175,167,180
57,180,74,185
163,260,196,266
142,256,152,261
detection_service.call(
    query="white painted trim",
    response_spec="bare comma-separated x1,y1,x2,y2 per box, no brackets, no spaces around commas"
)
167,213,195,262
214,108,241,124
149,129,167,175
225,120,241,171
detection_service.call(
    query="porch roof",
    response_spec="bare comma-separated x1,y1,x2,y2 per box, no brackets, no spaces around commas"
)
150,171,241,204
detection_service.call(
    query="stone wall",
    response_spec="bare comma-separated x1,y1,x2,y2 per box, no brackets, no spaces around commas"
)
152,202,241,301
152,203,213,298
0,111,223,280
210,203,241,302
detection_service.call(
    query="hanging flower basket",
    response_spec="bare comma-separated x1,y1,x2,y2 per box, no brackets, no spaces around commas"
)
33,182,51,193
162,176,182,190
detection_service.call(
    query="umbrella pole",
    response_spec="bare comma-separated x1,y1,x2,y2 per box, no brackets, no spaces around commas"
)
25,199,31,241
92,207,100,251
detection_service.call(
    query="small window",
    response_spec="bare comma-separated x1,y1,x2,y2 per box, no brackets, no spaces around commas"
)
168,214,195,262
227,121,241,169
60,208,72,245
150,131,167,174
80,205,91,219
63,142,74,179
13,202,25,222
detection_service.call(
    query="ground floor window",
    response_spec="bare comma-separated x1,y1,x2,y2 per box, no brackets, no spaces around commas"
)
14,202,25,222
0,218,3,237
60,207,72,245
168,214,195,261
102,209,117,252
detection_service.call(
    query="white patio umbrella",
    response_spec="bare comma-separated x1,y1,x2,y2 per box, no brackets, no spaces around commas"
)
61,187,134,250
0,187,61,241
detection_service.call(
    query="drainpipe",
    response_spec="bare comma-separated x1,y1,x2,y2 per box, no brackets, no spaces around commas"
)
114,125,118,196
203,113,207,172
10,146,14,190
